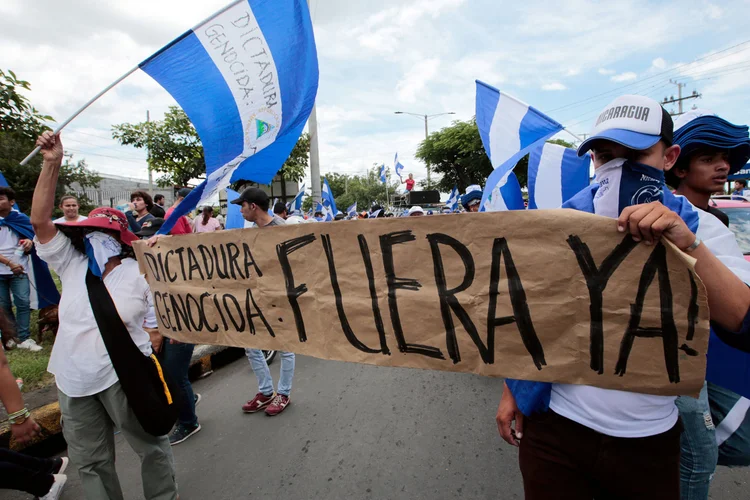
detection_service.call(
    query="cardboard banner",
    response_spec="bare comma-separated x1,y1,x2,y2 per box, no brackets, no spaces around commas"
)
135,209,709,396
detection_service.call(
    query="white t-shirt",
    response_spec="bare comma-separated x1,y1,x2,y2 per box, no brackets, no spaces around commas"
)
35,230,154,397
550,199,750,438
53,215,88,224
0,223,27,275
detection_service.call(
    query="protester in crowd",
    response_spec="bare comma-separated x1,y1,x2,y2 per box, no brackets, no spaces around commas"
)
273,202,288,220
164,188,194,235
193,206,221,234
231,187,295,417
664,109,750,499
30,131,178,500
497,95,750,500
215,211,225,228
53,196,87,223
126,190,155,234
408,206,425,217
461,185,482,212
150,194,166,218
136,218,203,445
404,173,416,192
334,212,345,221
731,179,747,198
0,187,39,352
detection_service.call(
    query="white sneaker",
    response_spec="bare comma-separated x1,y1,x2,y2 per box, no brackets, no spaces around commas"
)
40,474,67,500
55,457,69,475
17,339,42,352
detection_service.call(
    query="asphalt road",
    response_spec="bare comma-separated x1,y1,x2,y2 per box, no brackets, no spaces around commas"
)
3,355,749,499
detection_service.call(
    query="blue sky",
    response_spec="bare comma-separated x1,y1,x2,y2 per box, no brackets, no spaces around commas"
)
2,0,749,194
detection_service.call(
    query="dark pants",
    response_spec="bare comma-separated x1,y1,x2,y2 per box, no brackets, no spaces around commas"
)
519,410,681,500
0,448,56,496
160,341,197,427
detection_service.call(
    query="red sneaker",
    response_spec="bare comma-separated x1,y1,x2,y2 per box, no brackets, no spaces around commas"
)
242,392,274,413
265,394,290,416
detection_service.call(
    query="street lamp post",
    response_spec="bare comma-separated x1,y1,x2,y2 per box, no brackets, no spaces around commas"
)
394,111,455,190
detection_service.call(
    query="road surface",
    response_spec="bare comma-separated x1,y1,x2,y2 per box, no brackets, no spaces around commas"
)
3,355,748,499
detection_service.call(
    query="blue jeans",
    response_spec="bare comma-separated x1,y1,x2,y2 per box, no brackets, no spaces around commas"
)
0,274,30,342
676,382,718,500
245,349,295,396
160,341,197,428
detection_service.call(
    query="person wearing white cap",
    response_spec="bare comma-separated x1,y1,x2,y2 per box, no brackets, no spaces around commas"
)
407,206,424,217
497,95,750,499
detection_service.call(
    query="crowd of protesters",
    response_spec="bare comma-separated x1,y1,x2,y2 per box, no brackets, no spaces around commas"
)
0,94,747,500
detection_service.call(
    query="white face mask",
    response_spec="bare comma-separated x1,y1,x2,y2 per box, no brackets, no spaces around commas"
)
84,232,122,277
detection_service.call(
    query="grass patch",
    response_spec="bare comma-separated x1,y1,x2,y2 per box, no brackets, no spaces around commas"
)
6,332,55,392
4,270,61,392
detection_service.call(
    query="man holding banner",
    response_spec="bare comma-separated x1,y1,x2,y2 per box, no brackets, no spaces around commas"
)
499,95,750,499
231,188,295,416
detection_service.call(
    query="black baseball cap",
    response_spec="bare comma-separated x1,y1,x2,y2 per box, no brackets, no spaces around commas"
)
135,218,164,237
230,187,269,207
177,187,192,198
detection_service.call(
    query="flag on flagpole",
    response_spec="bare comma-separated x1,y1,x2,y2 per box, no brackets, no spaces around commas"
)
347,202,357,217
446,185,460,211
287,183,306,212
321,178,337,219
527,143,591,209
394,153,405,181
379,164,387,184
225,188,250,229
149,0,319,234
475,80,564,209
315,201,333,221
483,171,525,212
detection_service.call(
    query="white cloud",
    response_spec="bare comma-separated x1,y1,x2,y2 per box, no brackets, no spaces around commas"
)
706,3,724,19
611,72,638,82
598,69,615,75
565,68,581,77
542,82,567,91
396,58,441,102
651,57,668,69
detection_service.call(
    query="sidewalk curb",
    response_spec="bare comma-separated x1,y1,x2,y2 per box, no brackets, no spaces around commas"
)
0,346,244,452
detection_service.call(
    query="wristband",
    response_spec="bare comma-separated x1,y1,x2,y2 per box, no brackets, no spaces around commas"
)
685,237,702,252
8,408,30,425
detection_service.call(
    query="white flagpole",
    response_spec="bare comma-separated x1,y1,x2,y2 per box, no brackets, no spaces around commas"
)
20,65,140,166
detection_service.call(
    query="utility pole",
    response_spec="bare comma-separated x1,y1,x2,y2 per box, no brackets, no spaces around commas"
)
307,0,321,204
146,110,153,195
394,111,455,191
663,82,701,116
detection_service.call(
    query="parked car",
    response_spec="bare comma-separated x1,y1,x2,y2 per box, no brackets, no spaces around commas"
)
710,197,750,261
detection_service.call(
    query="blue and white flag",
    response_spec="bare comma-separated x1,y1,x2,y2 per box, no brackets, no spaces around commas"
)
321,178,337,219
370,209,382,218
446,185,460,211
394,154,405,181
476,80,563,209
287,183,306,212
379,164,387,184
225,188,248,229
483,171,525,212
0,172,20,211
528,143,591,209
147,0,319,234
347,202,357,217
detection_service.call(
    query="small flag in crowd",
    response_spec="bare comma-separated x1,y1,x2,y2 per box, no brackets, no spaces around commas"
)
475,80,564,209
483,171,525,212
149,0,319,234
370,209,382,218
225,188,248,229
287,183,306,212
322,178,337,220
394,154,405,180
347,202,358,217
527,143,591,209
379,164,387,184
446,185,460,211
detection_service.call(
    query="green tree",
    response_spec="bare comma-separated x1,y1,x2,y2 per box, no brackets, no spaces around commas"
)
416,118,577,194
277,133,309,202
112,106,204,188
0,69,100,213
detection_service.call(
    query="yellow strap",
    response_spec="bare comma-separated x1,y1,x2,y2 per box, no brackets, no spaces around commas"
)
150,354,173,405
